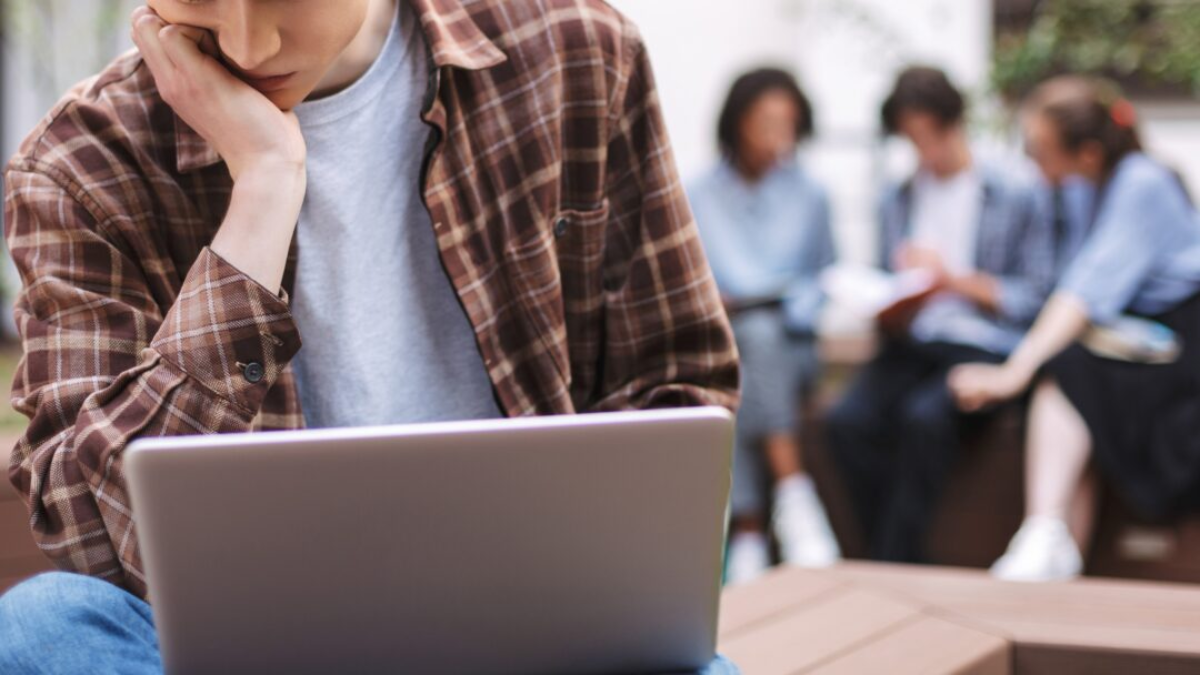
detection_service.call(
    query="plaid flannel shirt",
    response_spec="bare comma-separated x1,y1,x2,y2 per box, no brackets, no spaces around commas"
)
4,0,739,598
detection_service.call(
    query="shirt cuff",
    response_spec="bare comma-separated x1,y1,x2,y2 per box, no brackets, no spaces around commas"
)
150,247,301,414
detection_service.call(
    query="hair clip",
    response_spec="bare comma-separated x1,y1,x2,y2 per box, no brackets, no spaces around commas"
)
1111,98,1138,129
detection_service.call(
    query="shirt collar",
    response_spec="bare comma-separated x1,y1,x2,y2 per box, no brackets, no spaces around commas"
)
175,0,507,174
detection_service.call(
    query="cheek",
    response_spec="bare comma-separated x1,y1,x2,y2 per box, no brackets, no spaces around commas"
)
307,6,369,59
912,141,936,164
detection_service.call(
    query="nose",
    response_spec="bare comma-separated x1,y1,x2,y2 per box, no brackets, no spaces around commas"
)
217,1,282,73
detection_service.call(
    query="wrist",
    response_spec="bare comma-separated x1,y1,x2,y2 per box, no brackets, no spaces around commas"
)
231,161,307,218
941,273,963,294
212,162,306,294
1004,356,1039,386
234,156,306,188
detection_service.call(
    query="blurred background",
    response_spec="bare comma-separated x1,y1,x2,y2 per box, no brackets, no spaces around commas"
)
608,0,1200,282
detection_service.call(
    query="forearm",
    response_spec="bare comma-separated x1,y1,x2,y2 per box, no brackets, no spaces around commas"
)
210,161,306,294
1006,292,1092,378
14,352,263,596
11,247,302,597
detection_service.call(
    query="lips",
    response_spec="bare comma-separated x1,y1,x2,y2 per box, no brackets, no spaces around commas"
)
240,71,297,93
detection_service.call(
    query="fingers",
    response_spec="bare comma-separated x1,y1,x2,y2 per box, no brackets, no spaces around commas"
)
166,23,221,59
946,367,985,413
131,7,173,75
160,26,243,96
946,365,968,389
159,25,212,71
133,6,240,109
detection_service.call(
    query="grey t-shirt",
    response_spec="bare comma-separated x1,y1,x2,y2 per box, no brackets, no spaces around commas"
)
291,3,502,428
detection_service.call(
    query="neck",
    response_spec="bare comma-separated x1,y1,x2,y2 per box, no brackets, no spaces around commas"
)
735,157,776,185
311,0,398,100
1078,161,1108,185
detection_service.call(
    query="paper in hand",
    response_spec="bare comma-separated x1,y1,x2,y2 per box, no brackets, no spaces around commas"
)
820,264,938,320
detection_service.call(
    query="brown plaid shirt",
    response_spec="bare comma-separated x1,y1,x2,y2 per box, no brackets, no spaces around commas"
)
4,0,738,598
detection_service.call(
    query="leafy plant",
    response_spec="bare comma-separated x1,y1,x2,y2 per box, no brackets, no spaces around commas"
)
993,0,1200,100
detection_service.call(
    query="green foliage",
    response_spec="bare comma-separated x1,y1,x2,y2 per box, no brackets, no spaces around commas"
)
993,0,1200,99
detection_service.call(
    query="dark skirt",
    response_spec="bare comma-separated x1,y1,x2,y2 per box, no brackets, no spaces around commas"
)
1048,292,1200,521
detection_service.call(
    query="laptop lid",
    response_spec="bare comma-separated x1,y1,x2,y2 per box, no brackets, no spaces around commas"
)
126,406,733,675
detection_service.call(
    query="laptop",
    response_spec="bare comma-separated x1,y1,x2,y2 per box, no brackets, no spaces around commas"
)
126,406,734,675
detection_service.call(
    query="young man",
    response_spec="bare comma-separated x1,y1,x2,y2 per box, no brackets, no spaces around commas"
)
0,1,740,672
824,66,1055,564
689,68,839,584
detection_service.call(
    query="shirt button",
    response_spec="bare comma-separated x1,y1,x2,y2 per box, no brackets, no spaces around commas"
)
243,362,265,384
553,217,570,238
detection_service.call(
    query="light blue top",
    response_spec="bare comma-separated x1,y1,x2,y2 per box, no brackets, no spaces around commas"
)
290,2,502,428
687,160,836,334
1058,153,1200,324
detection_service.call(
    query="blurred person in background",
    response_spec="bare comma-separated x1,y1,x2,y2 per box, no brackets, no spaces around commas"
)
825,66,1056,565
952,77,1200,582
689,68,839,584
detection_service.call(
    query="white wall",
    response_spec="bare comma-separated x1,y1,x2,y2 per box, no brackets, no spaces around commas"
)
609,0,996,270
602,0,801,184
1141,102,1200,200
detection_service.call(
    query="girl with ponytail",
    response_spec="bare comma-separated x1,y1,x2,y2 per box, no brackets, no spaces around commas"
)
949,76,1200,581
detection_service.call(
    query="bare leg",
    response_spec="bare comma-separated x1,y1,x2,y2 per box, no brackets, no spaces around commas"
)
731,433,801,535
1067,469,1100,553
730,515,766,534
1025,377,1095,549
763,432,804,480
991,377,1095,580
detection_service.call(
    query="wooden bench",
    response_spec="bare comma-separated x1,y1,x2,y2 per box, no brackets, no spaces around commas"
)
719,566,1010,674
720,562,1200,675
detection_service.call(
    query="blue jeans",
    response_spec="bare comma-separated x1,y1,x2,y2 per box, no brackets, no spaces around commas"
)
0,573,739,675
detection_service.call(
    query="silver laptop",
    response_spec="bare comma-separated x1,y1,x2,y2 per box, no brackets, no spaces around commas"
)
126,406,734,675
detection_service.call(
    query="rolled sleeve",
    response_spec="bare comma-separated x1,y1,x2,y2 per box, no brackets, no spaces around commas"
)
151,247,301,415
5,167,301,597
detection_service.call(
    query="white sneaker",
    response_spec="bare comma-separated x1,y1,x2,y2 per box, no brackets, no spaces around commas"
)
991,516,1084,582
773,475,841,568
725,532,771,586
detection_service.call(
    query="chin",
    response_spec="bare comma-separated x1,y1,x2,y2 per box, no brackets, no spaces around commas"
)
265,88,311,112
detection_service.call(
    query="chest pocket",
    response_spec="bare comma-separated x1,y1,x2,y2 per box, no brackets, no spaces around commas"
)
504,201,610,408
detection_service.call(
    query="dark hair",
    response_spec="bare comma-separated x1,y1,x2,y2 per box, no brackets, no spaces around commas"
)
881,66,966,135
1025,76,1143,175
717,68,814,160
